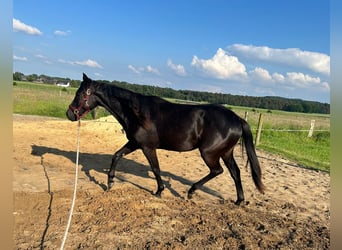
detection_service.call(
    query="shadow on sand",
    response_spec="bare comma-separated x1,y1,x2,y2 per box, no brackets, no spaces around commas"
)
31,144,225,200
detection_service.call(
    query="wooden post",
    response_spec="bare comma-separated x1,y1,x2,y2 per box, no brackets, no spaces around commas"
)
244,111,248,121
255,113,263,146
91,107,97,120
308,120,315,137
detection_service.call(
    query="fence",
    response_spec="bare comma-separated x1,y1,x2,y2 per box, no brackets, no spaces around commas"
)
90,108,330,147
85,109,330,171
243,112,330,146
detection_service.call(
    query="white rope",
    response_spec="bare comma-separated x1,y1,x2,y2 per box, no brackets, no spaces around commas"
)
60,120,81,250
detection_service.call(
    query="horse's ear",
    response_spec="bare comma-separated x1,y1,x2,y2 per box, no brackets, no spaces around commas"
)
83,73,91,82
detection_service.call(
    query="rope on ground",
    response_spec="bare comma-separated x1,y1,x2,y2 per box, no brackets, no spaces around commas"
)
60,119,81,250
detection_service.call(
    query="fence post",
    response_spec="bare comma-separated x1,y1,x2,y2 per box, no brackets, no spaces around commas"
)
255,113,263,146
308,120,315,137
244,111,248,121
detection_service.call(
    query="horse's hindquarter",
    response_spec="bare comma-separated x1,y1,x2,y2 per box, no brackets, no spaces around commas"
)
200,105,243,150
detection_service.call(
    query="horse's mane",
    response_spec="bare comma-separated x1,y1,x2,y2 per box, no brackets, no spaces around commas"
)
95,80,169,107
93,80,170,129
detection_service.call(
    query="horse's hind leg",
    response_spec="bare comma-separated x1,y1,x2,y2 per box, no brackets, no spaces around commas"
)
107,141,138,191
188,152,223,199
222,151,244,205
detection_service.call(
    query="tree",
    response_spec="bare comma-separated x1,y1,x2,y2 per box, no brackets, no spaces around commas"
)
26,74,38,82
13,72,24,81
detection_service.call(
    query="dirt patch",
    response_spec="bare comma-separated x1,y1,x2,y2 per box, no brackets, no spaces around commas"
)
13,115,330,249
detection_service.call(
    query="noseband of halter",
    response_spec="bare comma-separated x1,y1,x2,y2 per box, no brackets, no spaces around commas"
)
69,88,91,120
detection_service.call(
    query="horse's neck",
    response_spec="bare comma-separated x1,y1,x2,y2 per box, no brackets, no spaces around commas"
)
94,82,140,129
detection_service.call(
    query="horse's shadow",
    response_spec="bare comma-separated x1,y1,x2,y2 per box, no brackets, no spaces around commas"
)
31,144,224,200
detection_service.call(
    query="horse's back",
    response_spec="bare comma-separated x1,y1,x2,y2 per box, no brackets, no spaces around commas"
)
154,102,242,151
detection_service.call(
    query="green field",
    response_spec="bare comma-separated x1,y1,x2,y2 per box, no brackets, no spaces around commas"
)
13,81,330,172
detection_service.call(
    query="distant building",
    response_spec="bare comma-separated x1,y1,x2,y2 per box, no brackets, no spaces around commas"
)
56,82,70,87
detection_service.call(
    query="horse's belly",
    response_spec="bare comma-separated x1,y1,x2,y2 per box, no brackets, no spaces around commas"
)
158,134,199,152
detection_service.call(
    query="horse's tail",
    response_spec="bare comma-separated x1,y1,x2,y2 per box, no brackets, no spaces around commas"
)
240,118,265,194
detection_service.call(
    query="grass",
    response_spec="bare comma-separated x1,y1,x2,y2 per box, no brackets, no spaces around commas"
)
230,108,330,172
13,81,330,172
13,81,111,119
259,131,330,172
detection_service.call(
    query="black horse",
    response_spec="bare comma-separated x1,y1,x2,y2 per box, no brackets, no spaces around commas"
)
66,73,265,205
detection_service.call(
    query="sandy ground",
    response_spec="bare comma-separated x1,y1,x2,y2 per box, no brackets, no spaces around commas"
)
13,114,330,249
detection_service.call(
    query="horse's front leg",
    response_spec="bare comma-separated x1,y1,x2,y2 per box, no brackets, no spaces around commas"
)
107,141,138,191
142,147,164,197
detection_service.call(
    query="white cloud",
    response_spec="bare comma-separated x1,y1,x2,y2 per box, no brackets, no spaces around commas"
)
286,72,321,88
128,64,141,74
228,44,330,75
191,48,247,80
58,58,103,68
54,30,71,36
247,67,328,91
73,59,102,68
35,54,46,59
146,65,159,75
249,67,272,82
58,59,67,63
272,72,285,83
167,59,186,76
321,81,330,90
13,55,28,61
242,63,329,93
128,64,159,75
13,18,42,35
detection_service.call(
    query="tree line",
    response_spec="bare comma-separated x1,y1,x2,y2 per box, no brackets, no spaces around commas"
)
110,80,330,114
13,72,330,114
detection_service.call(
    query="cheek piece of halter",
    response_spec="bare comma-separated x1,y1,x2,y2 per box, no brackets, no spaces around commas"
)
69,88,92,120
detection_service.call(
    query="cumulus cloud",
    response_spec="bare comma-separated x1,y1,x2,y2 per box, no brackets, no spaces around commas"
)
247,66,329,90
54,30,71,36
13,55,28,61
249,67,272,82
191,48,247,80
272,72,285,83
13,18,42,35
167,59,186,76
228,44,330,75
58,58,103,68
286,72,321,87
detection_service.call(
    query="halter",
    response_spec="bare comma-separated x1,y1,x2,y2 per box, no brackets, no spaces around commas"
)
69,88,92,120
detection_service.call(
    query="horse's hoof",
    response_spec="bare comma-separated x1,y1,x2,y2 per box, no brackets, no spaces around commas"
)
107,181,114,191
154,189,163,198
234,199,247,206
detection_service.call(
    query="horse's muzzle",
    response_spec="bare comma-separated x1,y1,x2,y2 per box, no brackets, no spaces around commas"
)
66,109,78,121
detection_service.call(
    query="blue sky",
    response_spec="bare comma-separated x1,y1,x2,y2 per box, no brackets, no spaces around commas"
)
13,0,330,103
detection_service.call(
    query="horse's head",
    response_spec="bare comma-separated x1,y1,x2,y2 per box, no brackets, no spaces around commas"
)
66,73,98,121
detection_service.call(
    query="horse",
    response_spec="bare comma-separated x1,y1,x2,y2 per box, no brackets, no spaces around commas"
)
66,73,265,205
